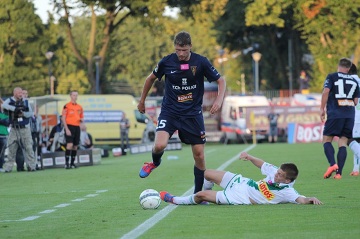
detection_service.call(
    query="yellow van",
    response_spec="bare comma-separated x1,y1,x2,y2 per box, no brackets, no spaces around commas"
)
34,94,154,146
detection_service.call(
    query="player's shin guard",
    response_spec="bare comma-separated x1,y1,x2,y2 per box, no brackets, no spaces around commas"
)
324,142,336,166
71,150,77,165
194,166,205,193
349,141,360,171
65,149,71,165
152,151,163,166
337,146,347,175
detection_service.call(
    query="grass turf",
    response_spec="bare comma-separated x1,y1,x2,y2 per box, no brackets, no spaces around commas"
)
0,142,359,239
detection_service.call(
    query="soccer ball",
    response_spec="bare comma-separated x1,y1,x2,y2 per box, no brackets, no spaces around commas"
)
139,189,161,210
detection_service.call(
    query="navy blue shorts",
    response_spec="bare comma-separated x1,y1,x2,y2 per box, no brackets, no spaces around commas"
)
65,125,81,146
156,113,206,145
323,118,354,138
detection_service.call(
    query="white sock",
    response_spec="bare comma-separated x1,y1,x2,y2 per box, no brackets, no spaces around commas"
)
353,155,360,172
203,179,214,190
349,141,360,172
173,194,197,205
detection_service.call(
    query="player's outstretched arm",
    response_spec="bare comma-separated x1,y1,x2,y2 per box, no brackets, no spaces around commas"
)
296,196,323,205
239,152,264,168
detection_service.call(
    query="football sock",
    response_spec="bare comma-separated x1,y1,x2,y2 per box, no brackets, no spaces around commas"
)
194,166,205,193
337,146,347,175
71,150,77,164
173,194,197,205
349,141,360,171
323,142,336,166
152,151,163,166
65,149,71,165
203,178,214,190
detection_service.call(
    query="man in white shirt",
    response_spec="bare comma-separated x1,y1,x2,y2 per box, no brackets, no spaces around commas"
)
160,152,322,205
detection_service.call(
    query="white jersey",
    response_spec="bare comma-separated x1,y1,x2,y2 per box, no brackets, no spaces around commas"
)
352,74,360,137
216,163,300,205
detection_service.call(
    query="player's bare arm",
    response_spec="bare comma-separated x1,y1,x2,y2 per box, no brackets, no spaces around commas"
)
138,73,157,114
210,77,226,115
296,196,323,205
239,152,265,168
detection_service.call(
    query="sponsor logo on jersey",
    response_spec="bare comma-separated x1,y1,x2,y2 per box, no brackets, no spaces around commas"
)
181,64,189,70
191,66,197,76
258,181,275,200
182,78,188,85
177,93,193,102
337,99,355,106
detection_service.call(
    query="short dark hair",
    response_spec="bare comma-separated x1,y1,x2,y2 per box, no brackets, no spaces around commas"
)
174,31,191,47
349,63,358,75
280,163,298,182
338,58,352,69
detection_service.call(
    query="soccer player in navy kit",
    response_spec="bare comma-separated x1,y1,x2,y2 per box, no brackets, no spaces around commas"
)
137,31,226,193
321,58,360,179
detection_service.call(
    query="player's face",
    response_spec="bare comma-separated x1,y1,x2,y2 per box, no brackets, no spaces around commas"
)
274,169,290,184
175,44,192,61
70,92,78,102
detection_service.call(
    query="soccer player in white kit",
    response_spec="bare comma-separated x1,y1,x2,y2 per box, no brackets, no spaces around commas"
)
347,63,360,176
160,152,322,205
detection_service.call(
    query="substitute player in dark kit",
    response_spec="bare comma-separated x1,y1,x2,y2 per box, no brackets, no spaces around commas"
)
137,31,226,193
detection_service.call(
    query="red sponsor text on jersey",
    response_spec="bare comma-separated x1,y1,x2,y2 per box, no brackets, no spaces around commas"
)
259,181,275,200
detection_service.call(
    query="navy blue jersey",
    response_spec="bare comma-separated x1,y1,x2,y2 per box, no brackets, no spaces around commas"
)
323,72,360,119
153,52,221,117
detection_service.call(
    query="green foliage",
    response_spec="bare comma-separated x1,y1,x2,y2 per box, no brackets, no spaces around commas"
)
294,0,360,92
0,0,49,96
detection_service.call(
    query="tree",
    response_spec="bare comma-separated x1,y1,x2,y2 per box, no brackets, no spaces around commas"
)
0,0,49,96
51,0,168,94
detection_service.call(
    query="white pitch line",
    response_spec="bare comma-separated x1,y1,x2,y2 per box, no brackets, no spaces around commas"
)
120,144,256,239
0,190,108,223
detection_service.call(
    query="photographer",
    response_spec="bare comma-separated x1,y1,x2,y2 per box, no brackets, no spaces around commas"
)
1,87,37,172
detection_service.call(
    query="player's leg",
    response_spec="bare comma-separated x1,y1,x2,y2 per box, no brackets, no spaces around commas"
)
70,125,81,168
64,128,74,169
160,190,217,205
348,138,360,175
139,115,178,178
322,119,338,178
335,136,348,178
191,144,205,193
204,169,226,187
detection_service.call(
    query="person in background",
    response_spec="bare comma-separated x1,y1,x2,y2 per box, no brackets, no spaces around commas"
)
1,87,37,172
137,31,226,194
347,63,360,176
48,115,65,152
29,104,42,169
160,152,322,206
119,113,130,151
321,58,360,180
267,107,280,143
62,90,84,169
79,122,93,150
0,99,9,173
298,70,310,94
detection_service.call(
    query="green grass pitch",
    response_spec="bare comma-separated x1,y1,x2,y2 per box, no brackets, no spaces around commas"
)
0,142,359,239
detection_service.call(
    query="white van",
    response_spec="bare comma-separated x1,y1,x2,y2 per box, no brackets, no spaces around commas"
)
220,95,270,143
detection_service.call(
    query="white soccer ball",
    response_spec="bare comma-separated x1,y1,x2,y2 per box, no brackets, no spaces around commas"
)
139,189,161,210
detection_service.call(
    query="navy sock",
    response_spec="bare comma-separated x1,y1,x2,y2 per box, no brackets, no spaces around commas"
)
71,150,77,164
323,142,336,166
337,146,347,175
152,151,163,166
194,166,205,194
65,150,71,164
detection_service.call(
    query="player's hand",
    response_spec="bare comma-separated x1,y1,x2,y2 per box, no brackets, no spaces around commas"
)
239,152,250,160
137,102,145,114
309,197,323,205
209,98,223,115
65,128,71,136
